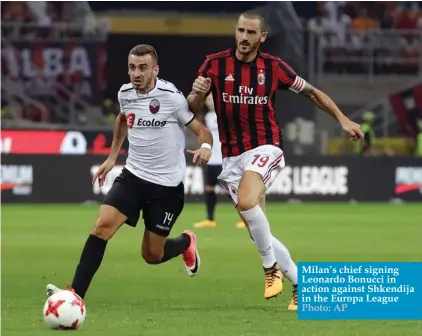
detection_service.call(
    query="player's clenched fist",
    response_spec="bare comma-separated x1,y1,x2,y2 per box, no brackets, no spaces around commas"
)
187,147,212,166
92,158,115,186
192,76,212,94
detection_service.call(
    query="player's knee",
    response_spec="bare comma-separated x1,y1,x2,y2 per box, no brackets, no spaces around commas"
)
205,185,215,192
142,244,164,265
91,217,117,241
142,249,163,265
237,196,259,212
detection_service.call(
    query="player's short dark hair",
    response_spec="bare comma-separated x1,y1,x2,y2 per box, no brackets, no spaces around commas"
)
239,10,266,32
129,44,158,64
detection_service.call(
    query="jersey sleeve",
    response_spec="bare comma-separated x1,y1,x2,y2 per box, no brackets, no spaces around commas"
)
197,57,212,78
117,90,125,115
278,60,306,93
175,94,195,126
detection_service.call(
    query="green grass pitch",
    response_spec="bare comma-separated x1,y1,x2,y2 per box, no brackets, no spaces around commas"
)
2,203,422,335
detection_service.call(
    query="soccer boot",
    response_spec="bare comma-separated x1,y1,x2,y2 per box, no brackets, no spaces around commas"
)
288,285,298,311
236,221,246,229
193,219,217,228
46,283,75,297
181,230,200,277
264,263,283,300
46,284,64,297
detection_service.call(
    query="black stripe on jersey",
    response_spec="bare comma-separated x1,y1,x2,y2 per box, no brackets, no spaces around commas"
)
184,115,195,126
263,58,274,144
120,86,134,92
233,60,245,154
218,57,232,157
157,88,174,93
248,65,258,148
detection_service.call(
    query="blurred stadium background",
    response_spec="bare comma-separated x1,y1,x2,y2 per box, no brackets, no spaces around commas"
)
1,2,421,335
2,0,422,202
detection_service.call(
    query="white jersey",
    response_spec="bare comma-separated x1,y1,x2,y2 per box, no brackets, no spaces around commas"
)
118,78,194,186
204,111,222,166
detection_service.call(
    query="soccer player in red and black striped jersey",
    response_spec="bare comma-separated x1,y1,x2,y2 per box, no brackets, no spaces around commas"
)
187,11,363,309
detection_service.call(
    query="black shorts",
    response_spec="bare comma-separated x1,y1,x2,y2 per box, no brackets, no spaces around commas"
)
103,168,184,237
204,164,222,186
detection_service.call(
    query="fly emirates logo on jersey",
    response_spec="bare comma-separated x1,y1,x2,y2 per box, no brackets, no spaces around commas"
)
222,86,268,105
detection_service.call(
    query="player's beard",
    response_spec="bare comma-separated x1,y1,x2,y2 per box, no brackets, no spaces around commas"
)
131,77,143,91
237,41,260,56
132,75,155,93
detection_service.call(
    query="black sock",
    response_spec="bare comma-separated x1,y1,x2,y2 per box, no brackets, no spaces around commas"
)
205,191,217,220
71,234,107,299
160,233,191,263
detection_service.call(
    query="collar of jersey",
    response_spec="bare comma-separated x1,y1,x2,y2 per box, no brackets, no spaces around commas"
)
135,78,158,96
232,47,260,64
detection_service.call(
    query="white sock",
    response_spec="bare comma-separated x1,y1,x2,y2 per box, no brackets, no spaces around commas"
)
272,236,298,285
241,205,276,268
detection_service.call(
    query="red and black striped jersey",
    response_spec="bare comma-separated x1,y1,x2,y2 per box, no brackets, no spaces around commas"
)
197,48,305,158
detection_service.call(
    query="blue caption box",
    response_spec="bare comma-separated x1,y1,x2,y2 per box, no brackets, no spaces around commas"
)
298,262,422,320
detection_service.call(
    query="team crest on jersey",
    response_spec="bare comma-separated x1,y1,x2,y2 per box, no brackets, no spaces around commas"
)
149,99,160,114
258,71,265,85
126,113,135,129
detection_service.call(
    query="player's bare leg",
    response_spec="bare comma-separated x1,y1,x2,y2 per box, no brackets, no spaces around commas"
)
142,229,200,276
47,205,126,299
194,185,217,228
237,171,282,299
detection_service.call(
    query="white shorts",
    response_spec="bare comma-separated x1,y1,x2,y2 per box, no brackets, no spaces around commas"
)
218,145,285,205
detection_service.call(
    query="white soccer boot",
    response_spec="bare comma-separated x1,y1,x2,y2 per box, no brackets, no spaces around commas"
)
46,284,64,297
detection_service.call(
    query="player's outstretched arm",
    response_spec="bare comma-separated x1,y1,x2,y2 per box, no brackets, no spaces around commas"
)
186,119,213,166
300,83,364,141
108,113,128,162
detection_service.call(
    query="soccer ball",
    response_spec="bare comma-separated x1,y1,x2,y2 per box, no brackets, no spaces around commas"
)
43,290,86,330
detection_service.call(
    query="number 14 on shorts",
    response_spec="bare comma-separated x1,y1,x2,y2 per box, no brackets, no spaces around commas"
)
163,212,174,225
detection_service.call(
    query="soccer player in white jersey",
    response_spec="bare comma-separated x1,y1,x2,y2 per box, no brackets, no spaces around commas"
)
193,95,246,229
46,44,213,300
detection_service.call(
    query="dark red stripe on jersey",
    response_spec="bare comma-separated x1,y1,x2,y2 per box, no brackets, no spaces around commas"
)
233,60,246,154
206,49,231,60
224,56,238,156
198,49,231,77
255,57,268,147
260,58,275,145
268,59,282,146
198,59,211,77
245,64,258,149
260,52,280,62
217,57,232,157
